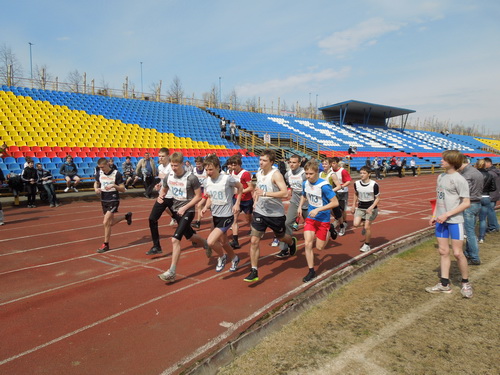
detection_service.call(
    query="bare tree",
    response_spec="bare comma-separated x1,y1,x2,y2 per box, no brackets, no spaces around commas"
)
225,88,239,110
33,64,53,89
245,96,257,112
0,43,23,85
167,75,184,103
202,83,219,107
67,69,82,93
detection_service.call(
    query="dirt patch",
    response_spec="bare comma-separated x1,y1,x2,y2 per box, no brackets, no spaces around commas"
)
218,231,500,375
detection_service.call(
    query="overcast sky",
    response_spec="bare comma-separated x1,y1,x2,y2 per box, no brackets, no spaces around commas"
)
2,0,499,134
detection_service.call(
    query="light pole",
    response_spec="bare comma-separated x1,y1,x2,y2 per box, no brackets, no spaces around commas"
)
140,62,143,94
29,42,34,81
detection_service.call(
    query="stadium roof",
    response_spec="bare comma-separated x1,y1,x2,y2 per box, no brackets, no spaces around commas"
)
319,100,415,127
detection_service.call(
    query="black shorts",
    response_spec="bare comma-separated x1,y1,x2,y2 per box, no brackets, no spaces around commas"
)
332,206,343,220
336,191,348,211
234,197,254,214
212,216,234,233
172,211,195,240
251,212,286,239
102,201,119,214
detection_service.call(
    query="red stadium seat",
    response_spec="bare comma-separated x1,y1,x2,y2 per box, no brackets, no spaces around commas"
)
35,151,47,158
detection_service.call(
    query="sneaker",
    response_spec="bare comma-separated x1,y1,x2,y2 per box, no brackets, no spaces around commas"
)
216,254,227,272
125,212,133,225
292,222,299,231
146,246,162,255
50,204,55,208
97,243,109,253
360,243,371,252
271,237,280,247
73,187,78,193
461,282,473,298
229,255,240,272
478,239,484,244
169,218,176,226
244,268,259,282
55,203,60,207
303,269,316,283
229,240,241,249
192,221,200,229
275,249,290,259
158,269,176,283
338,223,347,236
425,283,452,294
289,237,298,256
31,204,36,208
203,240,212,258
329,224,338,240
467,259,481,266
0,222,4,226
64,187,70,193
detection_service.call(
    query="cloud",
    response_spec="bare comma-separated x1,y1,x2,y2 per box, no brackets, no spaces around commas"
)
318,17,404,56
236,67,351,97
57,36,71,41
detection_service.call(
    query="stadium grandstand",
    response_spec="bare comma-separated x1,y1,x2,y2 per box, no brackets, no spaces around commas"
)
1,85,499,187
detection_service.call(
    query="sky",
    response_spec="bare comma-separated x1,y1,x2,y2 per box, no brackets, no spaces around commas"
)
1,0,499,134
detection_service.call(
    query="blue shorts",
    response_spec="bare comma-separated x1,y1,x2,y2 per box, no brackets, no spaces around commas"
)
435,222,464,241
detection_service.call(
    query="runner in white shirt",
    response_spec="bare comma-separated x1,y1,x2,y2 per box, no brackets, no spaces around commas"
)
192,156,208,229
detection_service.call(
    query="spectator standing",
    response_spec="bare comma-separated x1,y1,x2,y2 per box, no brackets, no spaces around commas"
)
7,172,23,206
220,117,227,139
122,156,137,188
22,159,38,208
458,158,484,266
36,163,59,207
229,121,237,143
60,156,81,192
372,157,382,180
135,152,157,198
410,158,417,177
475,159,496,244
426,150,472,298
484,157,500,232
396,157,403,178
94,158,132,253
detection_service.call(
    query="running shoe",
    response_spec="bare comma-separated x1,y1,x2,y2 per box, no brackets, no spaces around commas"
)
203,240,212,258
216,254,227,272
125,212,133,225
289,237,298,256
97,243,109,253
158,269,176,283
244,268,259,282
275,249,290,259
360,243,371,252
292,222,299,231
425,283,452,294
329,224,338,240
467,259,481,266
229,255,240,272
192,221,201,229
461,282,473,298
169,218,176,226
303,269,316,283
73,187,79,193
338,223,347,236
478,239,484,244
271,237,280,247
229,240,241,249
146,246,162,255
64,187,70,193
0,221,5,226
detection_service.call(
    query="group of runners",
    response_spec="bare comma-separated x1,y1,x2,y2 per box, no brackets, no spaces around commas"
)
93,148,382,284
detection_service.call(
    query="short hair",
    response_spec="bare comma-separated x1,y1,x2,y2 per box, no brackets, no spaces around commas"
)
359,166,372,174
158,147,170,155
204,154,220,168
475,159,486,169
304,161,319,172
331,157,341,163
194,156,204,163
227,154,242,165
261,149,276,163
289,154,301,162
65,155,72,160
125,156,131,160
36,163,42,167
97,157,108,165
484,157,492,164
442,150,464,170
170,152,183,164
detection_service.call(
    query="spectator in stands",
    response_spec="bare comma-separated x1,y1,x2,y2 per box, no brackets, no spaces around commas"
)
136,152,157,199
94,157,132,253
484,157,500,233
60,156,81,193
390,156,397,172
184,160,193,173
300,156,308,168
7,172,23,206
365,157,371,168
23,156,33,169
458,158,484,266
122,156,137,188
22,159,38,208
410,158,417,177
475,159,496,245
36,163,59,207
347,146,355,155
426,150,472,298
229,121,237,143
220,117,227,139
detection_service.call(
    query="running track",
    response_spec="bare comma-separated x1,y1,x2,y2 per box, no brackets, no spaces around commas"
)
1,174,438,374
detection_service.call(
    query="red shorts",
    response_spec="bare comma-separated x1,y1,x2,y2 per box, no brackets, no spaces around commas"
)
304,218,330,241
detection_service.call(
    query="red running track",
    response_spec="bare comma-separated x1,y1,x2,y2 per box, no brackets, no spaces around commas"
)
0,174,438,374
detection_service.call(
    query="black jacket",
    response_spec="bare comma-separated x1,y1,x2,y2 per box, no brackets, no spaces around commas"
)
478,168,496,196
